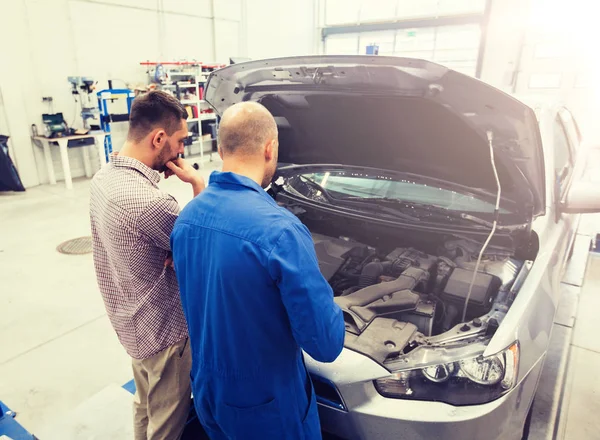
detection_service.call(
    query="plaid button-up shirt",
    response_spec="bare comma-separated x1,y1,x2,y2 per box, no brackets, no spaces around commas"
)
90,155,188,359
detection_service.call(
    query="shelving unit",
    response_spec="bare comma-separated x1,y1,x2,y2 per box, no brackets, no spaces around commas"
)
140,61,225,166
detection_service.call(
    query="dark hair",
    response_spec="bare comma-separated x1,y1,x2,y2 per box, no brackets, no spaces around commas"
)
128,90,187,142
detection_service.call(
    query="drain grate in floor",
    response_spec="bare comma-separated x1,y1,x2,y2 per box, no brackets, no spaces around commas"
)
57,236,93,255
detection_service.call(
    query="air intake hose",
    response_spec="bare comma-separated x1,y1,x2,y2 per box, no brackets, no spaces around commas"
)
358,261,391,288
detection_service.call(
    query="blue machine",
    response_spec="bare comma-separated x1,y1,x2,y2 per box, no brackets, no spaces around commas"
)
366,44,379,55
0,401,35,439
97,83,135,161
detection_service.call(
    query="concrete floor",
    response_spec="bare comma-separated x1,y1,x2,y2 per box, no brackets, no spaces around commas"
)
1,156,600,439
557,252,600,439
0,156,222,436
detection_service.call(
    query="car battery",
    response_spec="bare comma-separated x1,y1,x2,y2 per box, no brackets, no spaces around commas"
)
402,299,436,336
441,268,502,320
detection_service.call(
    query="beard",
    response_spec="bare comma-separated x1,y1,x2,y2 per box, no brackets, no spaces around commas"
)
261,149,278,188
261,162,277,188
155,140,178,172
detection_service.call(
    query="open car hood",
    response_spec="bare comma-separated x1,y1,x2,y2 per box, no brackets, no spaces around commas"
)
205,56,545,219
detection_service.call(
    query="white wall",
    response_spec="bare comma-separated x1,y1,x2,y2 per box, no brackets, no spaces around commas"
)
244,0,318,60
0,0,46,188
0,0,243,188
480,0,600,141
479,0,532,93
215,0,243,61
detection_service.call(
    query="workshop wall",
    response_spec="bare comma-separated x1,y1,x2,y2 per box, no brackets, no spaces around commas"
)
480,0,600,141
0,0,244,188
214,0,243,61
3,0,598,189
0,0,45,189
0,0,323,189
479,0,530,94
245,0,319,60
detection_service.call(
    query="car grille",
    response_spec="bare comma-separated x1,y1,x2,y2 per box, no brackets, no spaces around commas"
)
310,374,346,411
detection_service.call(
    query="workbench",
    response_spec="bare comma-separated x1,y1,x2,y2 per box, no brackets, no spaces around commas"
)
34,132,106,190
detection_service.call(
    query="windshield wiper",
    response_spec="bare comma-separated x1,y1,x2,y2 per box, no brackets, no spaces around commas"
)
340,197,527,231
293,178,420,222
298,176,335,201
329,198,421,222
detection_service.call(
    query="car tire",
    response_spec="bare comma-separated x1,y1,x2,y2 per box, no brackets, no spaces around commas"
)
521,400,534,440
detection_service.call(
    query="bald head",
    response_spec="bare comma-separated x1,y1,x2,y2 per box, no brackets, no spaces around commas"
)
218,102,278,156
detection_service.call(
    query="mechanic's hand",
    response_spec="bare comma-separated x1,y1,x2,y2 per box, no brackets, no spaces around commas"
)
164,167,175,179
165,158,200,183
165,158,205,196
164,253,174,269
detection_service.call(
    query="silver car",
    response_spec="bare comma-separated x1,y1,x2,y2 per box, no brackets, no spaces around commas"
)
205,56,600,440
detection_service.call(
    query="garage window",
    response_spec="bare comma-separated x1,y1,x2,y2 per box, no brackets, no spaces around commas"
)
325,0,486,25
322,0,486,77
529,73,562,89
534,42,567,58
325,24,481,77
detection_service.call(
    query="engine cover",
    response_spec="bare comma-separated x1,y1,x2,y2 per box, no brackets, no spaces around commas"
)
344,318,419,364
311,233,364,280
335,267,428,333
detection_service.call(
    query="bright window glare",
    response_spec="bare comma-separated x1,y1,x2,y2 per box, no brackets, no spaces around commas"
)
529,0,600,140
325,0,486,25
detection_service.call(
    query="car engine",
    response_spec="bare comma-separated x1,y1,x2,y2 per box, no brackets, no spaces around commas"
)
312,233,523,364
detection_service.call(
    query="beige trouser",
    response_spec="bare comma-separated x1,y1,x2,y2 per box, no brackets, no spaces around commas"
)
132,338,192,440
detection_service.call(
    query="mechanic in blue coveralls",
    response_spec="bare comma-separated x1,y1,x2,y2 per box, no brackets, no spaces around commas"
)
171,101,345,439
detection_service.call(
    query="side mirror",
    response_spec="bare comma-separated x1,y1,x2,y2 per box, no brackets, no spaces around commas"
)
562,181,600,213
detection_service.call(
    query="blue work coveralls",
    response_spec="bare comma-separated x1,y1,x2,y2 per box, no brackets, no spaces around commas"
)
171,171,345,440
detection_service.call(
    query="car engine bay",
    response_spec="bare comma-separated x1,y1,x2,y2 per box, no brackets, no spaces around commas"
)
311,232,528,365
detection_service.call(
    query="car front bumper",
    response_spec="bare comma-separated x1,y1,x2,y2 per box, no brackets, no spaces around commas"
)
318,358,543,440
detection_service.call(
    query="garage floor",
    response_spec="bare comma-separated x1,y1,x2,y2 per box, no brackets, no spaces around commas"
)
0,157,221,437
1,159,599,439
557,254,600,438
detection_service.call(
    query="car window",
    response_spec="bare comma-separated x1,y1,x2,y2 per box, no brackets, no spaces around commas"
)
299,172,511,214
553,117,574,197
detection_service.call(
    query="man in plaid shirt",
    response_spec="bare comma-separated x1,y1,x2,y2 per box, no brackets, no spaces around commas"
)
90,91,205,440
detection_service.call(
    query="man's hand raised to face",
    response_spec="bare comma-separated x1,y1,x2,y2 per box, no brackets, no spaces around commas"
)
165,158,206,197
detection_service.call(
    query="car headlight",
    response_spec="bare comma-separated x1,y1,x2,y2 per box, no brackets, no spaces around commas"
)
374,342,519,406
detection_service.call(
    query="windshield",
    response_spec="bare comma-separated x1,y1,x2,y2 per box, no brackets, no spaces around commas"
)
291,171,510,214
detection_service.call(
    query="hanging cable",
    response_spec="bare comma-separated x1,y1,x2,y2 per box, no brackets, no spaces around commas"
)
461,130,502,323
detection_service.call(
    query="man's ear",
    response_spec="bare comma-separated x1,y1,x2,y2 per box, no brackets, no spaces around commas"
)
151,129,166,149
217,146,224,160
264,139,276,162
